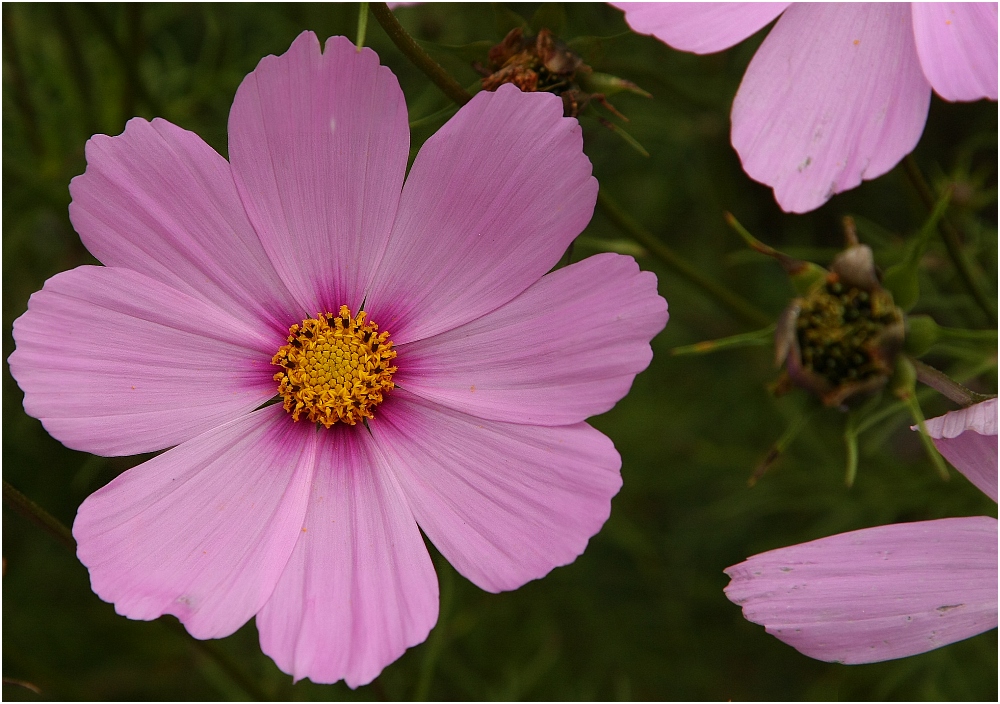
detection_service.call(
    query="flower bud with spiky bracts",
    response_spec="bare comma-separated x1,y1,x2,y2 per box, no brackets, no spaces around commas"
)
477,27,646,119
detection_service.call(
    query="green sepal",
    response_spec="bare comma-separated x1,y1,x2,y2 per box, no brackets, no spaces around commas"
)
671,325,775,357
903,314,941,357
578,71,651,98
724,212,827,295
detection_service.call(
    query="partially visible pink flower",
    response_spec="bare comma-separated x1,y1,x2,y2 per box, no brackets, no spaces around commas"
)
923,397,998,502
611,3,999,213
724,398,998,664
8,32,668,686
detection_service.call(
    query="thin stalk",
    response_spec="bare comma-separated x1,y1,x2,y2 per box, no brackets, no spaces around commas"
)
597,190,771,328
901,392,950,481
3,479,267,701
356,2,369,51
844,417,859,488
414,558,454,700
2,9,44,155
369,3,471,106
910,357,994,406
749,406,818,486
903,155,996,319
938,326,998,344
158,619,268,701
3,480,76,552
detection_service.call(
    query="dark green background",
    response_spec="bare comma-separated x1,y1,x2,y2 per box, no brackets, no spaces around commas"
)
3,3,997,700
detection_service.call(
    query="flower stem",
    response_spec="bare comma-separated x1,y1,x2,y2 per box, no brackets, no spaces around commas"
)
597,190,771,328
356,2,369,51
369,3,472,106
902,155,996,319
2,479,268,702
414,556,454,700
3,479,76,552
910,357,995,406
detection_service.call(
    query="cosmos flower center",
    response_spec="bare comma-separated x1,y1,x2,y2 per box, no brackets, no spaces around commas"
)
271,306,396,427
795,280,898,387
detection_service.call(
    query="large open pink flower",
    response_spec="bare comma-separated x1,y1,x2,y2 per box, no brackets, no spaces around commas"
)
8,32,668,687
724,398,997,664
612,2,999,212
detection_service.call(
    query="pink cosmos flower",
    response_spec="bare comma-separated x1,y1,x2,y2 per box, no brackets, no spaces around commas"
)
611,2,999,212
8,32,668,686
724,398,998,664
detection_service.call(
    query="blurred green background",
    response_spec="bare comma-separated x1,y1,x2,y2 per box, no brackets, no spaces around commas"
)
3,3,997,700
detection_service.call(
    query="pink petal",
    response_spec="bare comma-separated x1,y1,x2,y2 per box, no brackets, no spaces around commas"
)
73,406,317,640
369,389,621,593
228,32,408,314
725,516,999,664
396,253,667,425
8,266,281,456
256,425,438,688
68,117,300,333
912,3,999,102
364,84,598,344
731,4,932,213
611,2,789,54
921,398,998,502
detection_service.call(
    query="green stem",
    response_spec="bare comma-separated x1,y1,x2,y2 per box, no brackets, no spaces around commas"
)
3,480,76,552
356,2,369,51
158,619,269,701
749,406,817,486
597,191,771,328
414,558,454,700
2,9,44,156
901,392,950,481
369,3,472,106
938,325,998,344
844,415,859,488
2,479,267,701
910,357,994,406
902,155,996,319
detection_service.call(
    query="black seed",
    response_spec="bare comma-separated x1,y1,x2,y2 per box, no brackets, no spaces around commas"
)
291,339,302,348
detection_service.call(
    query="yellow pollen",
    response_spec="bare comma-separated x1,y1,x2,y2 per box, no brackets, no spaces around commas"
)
272,305,396,427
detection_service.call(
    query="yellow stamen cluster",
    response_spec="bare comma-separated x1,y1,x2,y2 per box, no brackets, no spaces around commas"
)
272,305,396,427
